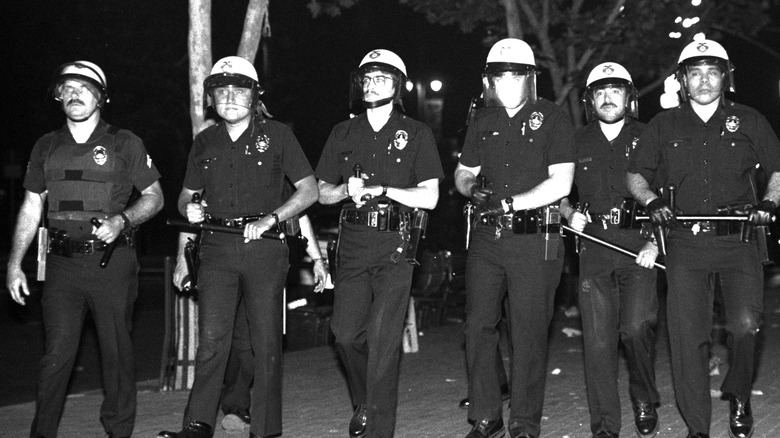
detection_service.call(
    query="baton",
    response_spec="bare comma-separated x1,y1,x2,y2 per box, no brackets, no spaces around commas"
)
166,218,285,240
636,215,770,222
91,217,121,269
353,164,373,202
562,224,665,270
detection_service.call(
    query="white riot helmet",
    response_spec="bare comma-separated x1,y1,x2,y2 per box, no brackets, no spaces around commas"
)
350,49,409,110
582,62,639,122
482,38,537,107
51,60,109,106
204,56,264,112
676,39,735,102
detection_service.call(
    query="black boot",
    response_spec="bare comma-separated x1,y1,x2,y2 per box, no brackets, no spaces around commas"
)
728,395,753,438
157,421,213,438
348,404,367,438
633,401,659,437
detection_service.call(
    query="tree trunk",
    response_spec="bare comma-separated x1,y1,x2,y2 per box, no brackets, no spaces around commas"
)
501,0,523,38
188,0,212,137
237,0,271,63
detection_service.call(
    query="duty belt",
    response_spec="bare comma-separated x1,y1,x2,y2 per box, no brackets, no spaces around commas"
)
49,231,133,256
680,220,742,235
340,206,409,232
479,206,561,234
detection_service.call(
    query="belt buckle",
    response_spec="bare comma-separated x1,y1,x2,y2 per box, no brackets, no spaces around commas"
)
368,211,378,228
82,241,95,255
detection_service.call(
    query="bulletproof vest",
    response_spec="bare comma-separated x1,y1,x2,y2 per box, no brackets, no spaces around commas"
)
44,125,132,229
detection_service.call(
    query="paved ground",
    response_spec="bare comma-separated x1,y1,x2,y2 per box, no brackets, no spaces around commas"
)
1,263,780,437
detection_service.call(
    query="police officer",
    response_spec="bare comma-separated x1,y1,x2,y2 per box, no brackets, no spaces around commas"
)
158,56,318,438
315,49,443,438
627,39,780,438
455,38,575,438
560,63,660,438
5,60,164,438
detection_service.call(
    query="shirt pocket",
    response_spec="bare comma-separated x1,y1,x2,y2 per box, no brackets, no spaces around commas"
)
721,136,751,173
248,154,278,188
661,138,693,179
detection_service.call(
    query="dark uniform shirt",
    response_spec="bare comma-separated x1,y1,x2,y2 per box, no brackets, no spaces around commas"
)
24,119,160,239
575,117,645,213
315,110,444,205
459,98,575,200
628,100,780,214
184,118,313,218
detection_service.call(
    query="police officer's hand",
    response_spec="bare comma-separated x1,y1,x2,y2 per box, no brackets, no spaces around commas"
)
646,197,675,227
635,241,659,269
185,199,208,223
244,216,276,242
6,265,29,306
567,211,590,233
93,215,125,244
353,185,383,207
347,175,366,200
312,259,328,293
173,259,191,291
469,185,494,207
747,200,777,225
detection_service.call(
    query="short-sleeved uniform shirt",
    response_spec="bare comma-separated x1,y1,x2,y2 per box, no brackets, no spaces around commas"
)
628,100,780,214
184,118,313,218
315,110,444,208
459,98,575,201
575,117,645,213
24,119,160,239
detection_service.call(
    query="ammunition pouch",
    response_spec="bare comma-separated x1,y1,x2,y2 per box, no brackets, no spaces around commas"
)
48,227,135,257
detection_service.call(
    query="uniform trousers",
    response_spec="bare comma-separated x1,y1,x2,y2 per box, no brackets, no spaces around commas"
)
32,247,138,438
183,232,288,437
578,229,659,435
221,295,253,420
664,231,763,435
331,223,414,438
464,226,564,437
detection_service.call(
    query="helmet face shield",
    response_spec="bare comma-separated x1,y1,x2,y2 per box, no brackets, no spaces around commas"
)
582,62,638,122
211,85,254,109
482,70,537,108
351,50,409,111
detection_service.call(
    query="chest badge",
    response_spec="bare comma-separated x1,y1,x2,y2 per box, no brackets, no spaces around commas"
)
255,134,270,153
393,130,409,150
93,146,107,165
725,116,740,133
529,112,544,130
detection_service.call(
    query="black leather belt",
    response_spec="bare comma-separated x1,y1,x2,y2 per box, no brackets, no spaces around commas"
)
479,207,561,235
340,206,408,231
480,213,514,229
50,237,129,255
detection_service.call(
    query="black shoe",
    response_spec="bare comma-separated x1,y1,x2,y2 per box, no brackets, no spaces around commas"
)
465,418,505,438
507,428,535,438
686,433,709,438
592,431,618,438
634,401,659,437
157,421,213,438
459,384,510,408
729,396,754,438
349,404,368,437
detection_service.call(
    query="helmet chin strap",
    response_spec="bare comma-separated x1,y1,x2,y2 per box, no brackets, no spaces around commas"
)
363,96,394,109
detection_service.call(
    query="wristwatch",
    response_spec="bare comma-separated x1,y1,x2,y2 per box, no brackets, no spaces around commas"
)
270,212,280,225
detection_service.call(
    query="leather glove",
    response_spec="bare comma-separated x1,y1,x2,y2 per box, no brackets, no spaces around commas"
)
646,198,675,227
469,185,493,207
748,200,777,225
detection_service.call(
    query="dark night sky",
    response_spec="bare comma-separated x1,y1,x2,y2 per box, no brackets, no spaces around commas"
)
2,0,779,252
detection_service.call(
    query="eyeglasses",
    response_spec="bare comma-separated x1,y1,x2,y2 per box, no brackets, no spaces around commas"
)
360,75,394,88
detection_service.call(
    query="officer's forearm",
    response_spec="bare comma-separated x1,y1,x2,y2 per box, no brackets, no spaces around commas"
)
176,232,197,261
509,163,574,210
124,181,164,226
762,172,780,205
559,198,575,223
299,215,323,260
318,180,349,205
626,172,657,207
381,179,439,210
454,166,478,198
8,192,44,269
274,175,318,221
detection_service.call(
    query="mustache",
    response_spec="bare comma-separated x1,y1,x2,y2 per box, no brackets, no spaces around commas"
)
600,103,617,109
66,98,85,106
